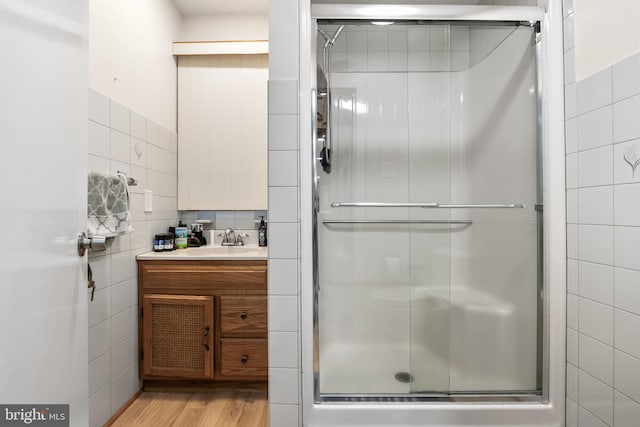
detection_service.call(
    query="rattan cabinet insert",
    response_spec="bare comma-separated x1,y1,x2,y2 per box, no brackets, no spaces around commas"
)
138,259,267,382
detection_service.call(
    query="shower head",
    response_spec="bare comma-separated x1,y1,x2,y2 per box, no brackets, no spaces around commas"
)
331,25,345,44
317,24,344,175
318,25,345,48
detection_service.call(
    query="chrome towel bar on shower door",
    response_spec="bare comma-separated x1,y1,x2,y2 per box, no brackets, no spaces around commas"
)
330,202,525,209
322,219,473,225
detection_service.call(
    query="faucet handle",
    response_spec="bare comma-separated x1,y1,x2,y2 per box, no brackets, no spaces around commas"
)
236,233,249,246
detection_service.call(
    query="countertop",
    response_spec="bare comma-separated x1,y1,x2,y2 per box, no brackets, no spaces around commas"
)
136,245,268,261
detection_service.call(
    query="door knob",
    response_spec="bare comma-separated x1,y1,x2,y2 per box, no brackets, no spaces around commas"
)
77,232,107,256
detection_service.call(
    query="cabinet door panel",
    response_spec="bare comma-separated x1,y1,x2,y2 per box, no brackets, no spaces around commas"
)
142,294,214,379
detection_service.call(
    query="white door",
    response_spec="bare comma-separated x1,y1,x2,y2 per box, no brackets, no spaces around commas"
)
0,1,89,425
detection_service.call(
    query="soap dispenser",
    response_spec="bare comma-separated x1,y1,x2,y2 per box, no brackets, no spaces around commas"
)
258,216,267,247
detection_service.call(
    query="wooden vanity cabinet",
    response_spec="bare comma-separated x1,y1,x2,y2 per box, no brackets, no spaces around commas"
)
138,260,267,382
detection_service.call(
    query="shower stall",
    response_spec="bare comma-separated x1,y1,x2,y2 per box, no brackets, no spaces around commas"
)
302,3,565,426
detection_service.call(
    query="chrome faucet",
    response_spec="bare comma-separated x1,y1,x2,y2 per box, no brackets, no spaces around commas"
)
222,228,236,246
220,228,249,246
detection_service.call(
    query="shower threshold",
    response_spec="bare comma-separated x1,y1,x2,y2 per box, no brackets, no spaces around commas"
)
318,391,543,404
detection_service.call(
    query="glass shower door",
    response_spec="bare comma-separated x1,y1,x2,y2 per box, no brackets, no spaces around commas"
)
315,20,541,399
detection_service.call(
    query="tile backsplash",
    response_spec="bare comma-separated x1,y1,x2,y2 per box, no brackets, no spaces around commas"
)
179,210,268,232
87,88,179,427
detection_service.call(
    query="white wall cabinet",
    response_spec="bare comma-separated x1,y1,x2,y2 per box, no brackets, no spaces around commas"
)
177,54,268,210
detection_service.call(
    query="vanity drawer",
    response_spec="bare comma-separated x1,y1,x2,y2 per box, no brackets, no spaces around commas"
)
139,260,267,290
220,338,268,377
220,296,267,336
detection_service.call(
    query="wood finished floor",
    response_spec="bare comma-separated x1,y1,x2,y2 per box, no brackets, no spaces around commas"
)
111,383,268,427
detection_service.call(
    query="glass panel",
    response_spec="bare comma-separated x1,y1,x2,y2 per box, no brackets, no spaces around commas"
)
316,21,539,398
443,25,538,393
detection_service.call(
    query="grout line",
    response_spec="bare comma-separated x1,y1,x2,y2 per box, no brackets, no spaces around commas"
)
578,400,612,427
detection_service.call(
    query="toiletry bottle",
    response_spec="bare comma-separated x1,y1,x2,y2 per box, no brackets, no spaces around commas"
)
258,216,267,247
175,221,188,249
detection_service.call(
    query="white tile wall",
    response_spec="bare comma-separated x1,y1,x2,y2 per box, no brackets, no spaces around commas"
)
269,150,299,187
269,295,299,332
577,146,613,188
578,370,613,425
577,106,612,151
567,258,579,294
579,298,613,345
578,186,613,225
567,397,578,427
321,24,473,73
565,6,640,423
268,223,298,259
614,183,640,226
89,384,111,427
567,327,578,365
566,83,578,119
578,261,613,305
269,331,299,368
565,48,576,86
576,68,612,115
566,117,578,154
613,54,640,102
566,152,578,188
615,309,640,359
269,404,300,426
567,188,578,223
615,391,640,426
614,350,640,403
269,114,298,151
269,187,299,223
269,3,302,419
614,226,640,270
87,88,178,426
268,6,302,414
579,333,614,385
563,13,575,52
615,267,640,315
613,95,640,143
567,362,579,400
578,406,609,427
269,368,300,404
577,225,613,265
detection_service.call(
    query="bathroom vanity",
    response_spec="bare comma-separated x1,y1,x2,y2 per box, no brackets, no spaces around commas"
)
136,246,268,383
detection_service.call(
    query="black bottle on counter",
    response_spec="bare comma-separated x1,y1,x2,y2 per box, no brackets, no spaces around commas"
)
258,216,267,247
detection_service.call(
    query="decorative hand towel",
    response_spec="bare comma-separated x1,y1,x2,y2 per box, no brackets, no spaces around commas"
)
87,172,135,237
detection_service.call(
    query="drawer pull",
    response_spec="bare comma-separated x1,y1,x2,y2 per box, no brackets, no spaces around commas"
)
240,312,248,319
241,355,248,364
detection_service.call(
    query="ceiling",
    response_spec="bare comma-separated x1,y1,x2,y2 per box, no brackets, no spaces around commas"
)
171,0,268,16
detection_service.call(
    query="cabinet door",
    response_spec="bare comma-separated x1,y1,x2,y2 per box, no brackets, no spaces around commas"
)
142,295,214,379
177,54,268,210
